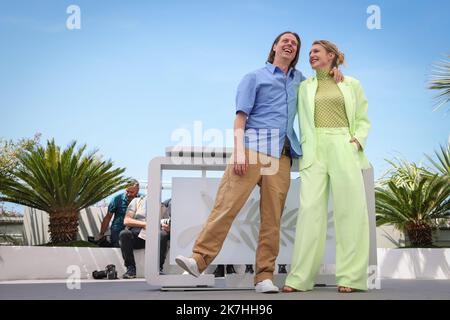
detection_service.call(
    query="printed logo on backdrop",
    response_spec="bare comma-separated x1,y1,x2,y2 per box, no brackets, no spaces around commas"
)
175,192,334,252
170,178,336,265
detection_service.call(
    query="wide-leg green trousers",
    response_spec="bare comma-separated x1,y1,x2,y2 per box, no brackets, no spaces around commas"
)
285,128,369,291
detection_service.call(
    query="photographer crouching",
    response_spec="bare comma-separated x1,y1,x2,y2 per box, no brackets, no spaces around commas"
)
119,195,171,279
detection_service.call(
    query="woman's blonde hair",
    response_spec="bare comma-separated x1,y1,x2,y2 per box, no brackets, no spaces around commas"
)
313,40,345,68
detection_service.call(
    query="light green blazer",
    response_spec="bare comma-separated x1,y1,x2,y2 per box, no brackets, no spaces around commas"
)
297,75,371,171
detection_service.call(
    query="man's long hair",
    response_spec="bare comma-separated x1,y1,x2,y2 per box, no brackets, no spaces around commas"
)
267,31,301,70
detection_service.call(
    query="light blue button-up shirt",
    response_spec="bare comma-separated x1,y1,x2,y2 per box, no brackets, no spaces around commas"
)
235,63,306,158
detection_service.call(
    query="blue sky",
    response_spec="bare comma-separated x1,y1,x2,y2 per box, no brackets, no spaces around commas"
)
1,0,449,204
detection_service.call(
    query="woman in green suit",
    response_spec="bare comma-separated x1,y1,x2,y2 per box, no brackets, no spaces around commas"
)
283,40,371,293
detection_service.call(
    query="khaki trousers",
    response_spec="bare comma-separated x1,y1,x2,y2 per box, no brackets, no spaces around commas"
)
192,149,291,284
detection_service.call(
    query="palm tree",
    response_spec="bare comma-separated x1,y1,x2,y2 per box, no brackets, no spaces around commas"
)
0,174,7,192
0,140,130,244
376,159,450,247
429,56,450,112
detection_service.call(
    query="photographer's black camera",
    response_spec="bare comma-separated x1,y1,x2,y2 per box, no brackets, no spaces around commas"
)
92,264,118,280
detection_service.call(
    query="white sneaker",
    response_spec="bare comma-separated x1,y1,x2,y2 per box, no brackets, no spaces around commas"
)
255,279,279,293
175,255,200,277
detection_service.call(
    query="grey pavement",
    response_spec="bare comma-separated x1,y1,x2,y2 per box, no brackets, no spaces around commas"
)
0,279,449,300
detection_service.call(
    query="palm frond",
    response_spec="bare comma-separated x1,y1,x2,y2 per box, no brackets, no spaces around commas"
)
425,142,450,177
429,56,450,111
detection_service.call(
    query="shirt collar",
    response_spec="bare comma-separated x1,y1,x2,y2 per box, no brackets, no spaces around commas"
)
287,67,296,79
122,193,129,204
266,62,295,78
265,62,276,73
